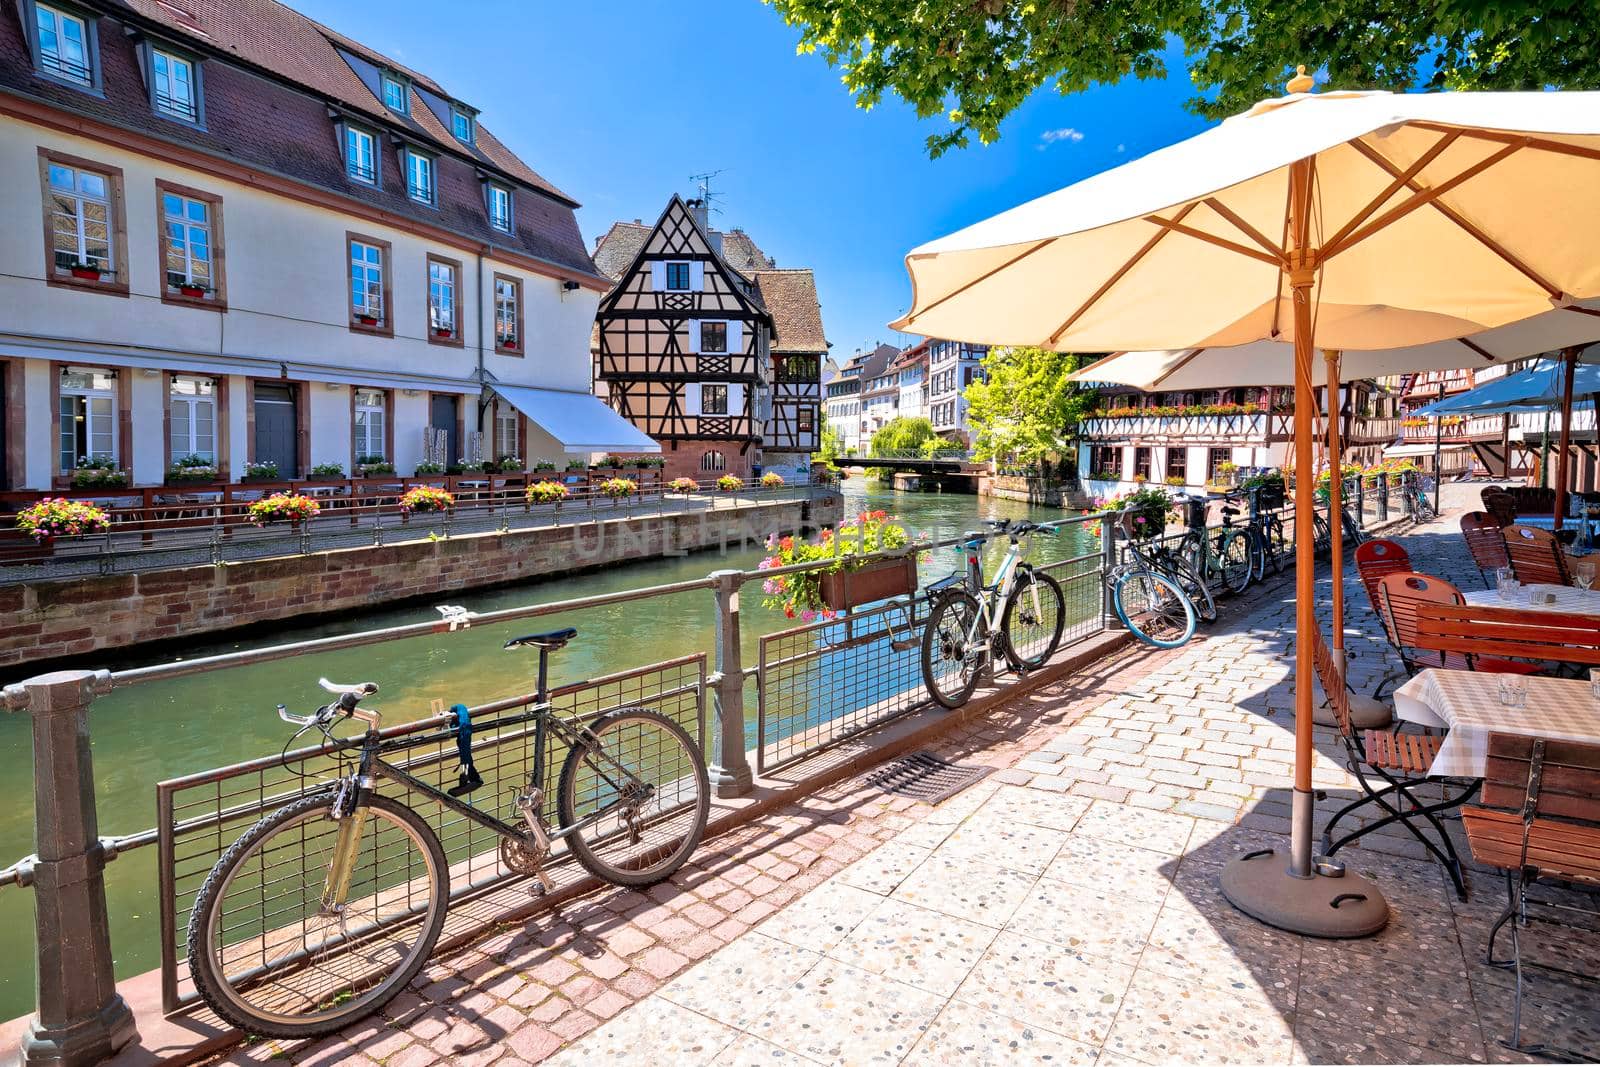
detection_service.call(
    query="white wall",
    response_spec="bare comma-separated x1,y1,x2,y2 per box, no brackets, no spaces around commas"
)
22,360,52,488
128,371,166,484
225,374,250,481
309,384,351,471
392,390,430,473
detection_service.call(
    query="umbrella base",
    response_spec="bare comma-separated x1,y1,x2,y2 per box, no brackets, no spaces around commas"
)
1221,848,1389,938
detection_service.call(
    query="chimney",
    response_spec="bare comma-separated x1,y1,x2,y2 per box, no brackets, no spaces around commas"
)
687,198,722,255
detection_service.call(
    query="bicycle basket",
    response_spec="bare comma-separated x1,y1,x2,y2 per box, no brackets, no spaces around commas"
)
1182,497,1208,528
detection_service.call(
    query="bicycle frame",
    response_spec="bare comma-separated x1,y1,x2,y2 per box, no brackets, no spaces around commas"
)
942,529,1047,666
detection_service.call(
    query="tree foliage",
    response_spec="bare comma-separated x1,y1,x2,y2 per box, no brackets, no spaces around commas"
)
963,347,1095,467
814,421,845,463
763,0,1600,154
868,416,937,457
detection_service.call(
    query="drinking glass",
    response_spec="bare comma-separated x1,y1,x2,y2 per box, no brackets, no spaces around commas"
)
1495,566,1515,600
1497,675,1528,708
1577,560,1595,591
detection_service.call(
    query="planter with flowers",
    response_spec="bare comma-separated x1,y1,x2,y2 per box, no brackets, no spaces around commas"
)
70,458,128,490
760,472,785,489
526,480,569,505
16,498,111,551
356,456,395,478
399,485,454,523
716,475,743,493
243,461,280,483
413,461,445,475
492,455,523,474
1092,486,1174,542
307,463,346,482
758,510,916,619
248,492,321,528
167,454,220,485
598,477,636,500
64,260,105,282
177,281,213,299
668,477,698,495
531,460,556,473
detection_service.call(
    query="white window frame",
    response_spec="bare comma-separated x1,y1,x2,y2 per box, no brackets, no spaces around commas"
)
350,239,384,321
428,259,457,333
161,190,213,291
405,149,436,205
353,388,386,461
381,73,408,114
150,46,199,122
699,450,726,472
451,108,474,144
59,367,117,471
34,2,93,86
494,277,519,348
169,375,216,463
486,184,512,233
344,124,378,185
494,404,518,458
47,161,114,276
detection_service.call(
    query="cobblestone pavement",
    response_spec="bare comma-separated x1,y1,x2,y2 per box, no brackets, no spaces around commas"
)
218,511,1600,1066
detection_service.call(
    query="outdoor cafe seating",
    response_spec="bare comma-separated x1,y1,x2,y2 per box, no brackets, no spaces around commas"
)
1504,523,1573,586
1460,512,1510,587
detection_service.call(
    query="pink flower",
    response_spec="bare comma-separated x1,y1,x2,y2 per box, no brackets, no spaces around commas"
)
801,609,816,623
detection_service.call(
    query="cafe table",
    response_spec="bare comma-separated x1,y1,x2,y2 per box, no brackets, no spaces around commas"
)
1463,583,1600,616
1393,668,1600,777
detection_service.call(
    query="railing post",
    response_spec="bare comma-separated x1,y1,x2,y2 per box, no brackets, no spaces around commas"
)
1354,476,1366,529
3,671,137,1066
707,569,754,797
1377,473,1390,522
1099,512,1119,629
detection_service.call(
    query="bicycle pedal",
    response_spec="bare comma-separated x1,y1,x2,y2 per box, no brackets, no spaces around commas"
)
448,769,485,797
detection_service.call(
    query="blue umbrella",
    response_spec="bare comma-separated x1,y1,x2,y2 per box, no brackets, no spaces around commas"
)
1411,354,1600,416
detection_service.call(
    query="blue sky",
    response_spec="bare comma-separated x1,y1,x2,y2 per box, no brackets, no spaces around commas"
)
296,0,1216,362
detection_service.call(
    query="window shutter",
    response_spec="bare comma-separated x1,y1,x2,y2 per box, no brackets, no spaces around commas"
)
649,262,665,291
726,320,743,354
689,262,704,291
728,383,744,411
684,383,701,416
687,320,701,355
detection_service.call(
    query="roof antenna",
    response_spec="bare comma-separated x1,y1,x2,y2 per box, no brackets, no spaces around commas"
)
688,169,727,223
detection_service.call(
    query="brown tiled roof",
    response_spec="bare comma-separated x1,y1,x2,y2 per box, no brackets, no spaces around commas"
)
720,230,774,276
889,338,931,372
752,270,828,354
591,221,651,282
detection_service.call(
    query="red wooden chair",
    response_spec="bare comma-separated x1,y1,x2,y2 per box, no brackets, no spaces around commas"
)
1354,538,1411,620
1504,523,1572,586
1461,511,1511,588
1376,572,1544,681
1482,490,1518,528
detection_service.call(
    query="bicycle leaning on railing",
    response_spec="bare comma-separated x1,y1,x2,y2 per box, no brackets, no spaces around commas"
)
1106,514,1200,649
185,627,710,1039
1171,494,1254,597
917,518,1068,709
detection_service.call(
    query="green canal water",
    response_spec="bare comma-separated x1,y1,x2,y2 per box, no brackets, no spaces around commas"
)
0,482,1097,1019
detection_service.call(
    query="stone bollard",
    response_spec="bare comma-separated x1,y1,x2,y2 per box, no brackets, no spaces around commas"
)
2,671,137,1067
707,570,754,798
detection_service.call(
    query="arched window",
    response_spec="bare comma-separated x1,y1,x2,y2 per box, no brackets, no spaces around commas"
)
700,450,726,472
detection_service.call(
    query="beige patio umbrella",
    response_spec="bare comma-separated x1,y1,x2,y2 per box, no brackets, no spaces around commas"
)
892,72,1600,937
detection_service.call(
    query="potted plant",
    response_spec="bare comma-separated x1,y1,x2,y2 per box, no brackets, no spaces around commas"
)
598,476,637,499
70,458,129,490
760,472,786,489
355,455,395,477
526,480,569,504
601,455,625,470
413,461,445,475
167,454,220,484
356,312,380,327
431,324,454,339
716,474,743,492
532,460,556,473
638,456,665,470
64,259,104,282
447,460,488,475
399,486,454,516
177,281,213,299
1094,486,1174,541
565,459,587,472
757,510,916,620
493,454,522,473
308,462,346,481
248,492,320,528
668,477,698,494
16,497,111,548
243,460,280,482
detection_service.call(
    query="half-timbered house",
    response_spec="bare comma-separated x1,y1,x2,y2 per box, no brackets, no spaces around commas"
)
591,196,827,480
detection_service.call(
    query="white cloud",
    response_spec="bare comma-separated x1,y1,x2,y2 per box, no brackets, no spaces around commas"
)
1039,127,1085,146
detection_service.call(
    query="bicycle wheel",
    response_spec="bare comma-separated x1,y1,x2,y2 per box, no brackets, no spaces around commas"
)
1214,528,1253,594
1263,515,1287,574
188,792,448,1039
921,589,987,709
1246,526,1268,582
1161,552,1217,624
558,707,710,887
1112,569,1197,649
998,567,1065,671
1312,511,1332,558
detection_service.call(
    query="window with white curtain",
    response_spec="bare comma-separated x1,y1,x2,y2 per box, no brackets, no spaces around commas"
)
169,375,216,462
58,368,116,471
494,405,518,459
353,388,386,460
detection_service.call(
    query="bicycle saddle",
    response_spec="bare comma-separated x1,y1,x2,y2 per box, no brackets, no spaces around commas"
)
504,627,578,651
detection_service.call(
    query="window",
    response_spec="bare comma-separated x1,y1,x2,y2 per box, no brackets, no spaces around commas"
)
1208,448,1232,481
169,375,216,462
493,274,521,353
35,3,92,85
486,184,512,233
405,150,435,205
797,405,815,434
664,262,691,291
451,109,474,144
161,189,213,293
59,368,116,472
1134,447,1152,480
348,236,387,327
700,450,726,472
151,48,197,121
428,256,458,337
1166,447,1187,483
1092,445,1119,478
381,74,407,113
353,389,386,460
701,384,728,415
344,125,377,185
700,321,727,354
494,405,518,458
45,158,116,279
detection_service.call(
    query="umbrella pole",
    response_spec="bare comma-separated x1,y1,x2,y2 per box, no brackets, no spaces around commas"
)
1553,345,1580,532
1221,158,1388,939
1327,352,1344,671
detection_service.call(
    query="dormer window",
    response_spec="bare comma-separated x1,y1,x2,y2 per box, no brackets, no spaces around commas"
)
150,47,199,123
381,73,408,114
404,148,435,205
33,3,94,87
486,184,512,233
451,109,474,144
343,124,378,185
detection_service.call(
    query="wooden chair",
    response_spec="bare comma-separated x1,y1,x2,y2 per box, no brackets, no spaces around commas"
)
1460,511,1511,588
1377,573,1546,679
1311,631,1478,899
1463,734,1600,1059
1482,490,1518,528
1411,599,1600,669
1504,523,1573,586
1355,538,1411,620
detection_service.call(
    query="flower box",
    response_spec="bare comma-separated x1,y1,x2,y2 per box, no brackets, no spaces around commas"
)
178,284,209,298
432,327,454,339
818,556,918,611
356,314,380,327
70,267,102,281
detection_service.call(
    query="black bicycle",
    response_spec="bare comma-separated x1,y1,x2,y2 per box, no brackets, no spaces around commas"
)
187,627,710,1039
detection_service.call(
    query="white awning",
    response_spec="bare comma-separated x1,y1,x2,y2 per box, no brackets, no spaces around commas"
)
1383,441,1472,458
284,363,479,395
490,384,660,454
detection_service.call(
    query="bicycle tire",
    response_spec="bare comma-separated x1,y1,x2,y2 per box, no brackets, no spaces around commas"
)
921,588,987,709
1214,528,1253,594
188,791,449,1040
1262,515,1287,575
998,567,1066,671
1246,526,1268,582
1161,551,1217,624
1312,511,1332,558
558,707,710,888
1112,569,1197,649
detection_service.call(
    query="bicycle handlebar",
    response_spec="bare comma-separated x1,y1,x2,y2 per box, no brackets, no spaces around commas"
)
277,679,382,728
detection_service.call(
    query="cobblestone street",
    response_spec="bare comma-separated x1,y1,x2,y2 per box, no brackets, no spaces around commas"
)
217,512,1600,1066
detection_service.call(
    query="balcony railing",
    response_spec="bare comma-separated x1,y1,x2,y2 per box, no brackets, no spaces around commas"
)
1081,411,1401,445
1400,413,1506,441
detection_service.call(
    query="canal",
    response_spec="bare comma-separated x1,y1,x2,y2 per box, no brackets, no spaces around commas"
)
0,480,1097,1019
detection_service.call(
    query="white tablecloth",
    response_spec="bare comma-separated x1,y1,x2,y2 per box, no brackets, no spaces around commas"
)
1463,584,1600,615
1393,668,1600,777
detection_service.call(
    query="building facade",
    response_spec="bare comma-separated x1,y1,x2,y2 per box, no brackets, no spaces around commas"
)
927,339,989,443
823,343,895,455
892,339,930,424
1389,366,1518,478
0,0,626,491
590,197,827,480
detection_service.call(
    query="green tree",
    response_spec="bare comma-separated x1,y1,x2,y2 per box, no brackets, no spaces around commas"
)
869,416,937,457
963,347,1096,468
814,422,844,464
762,0,1600,154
